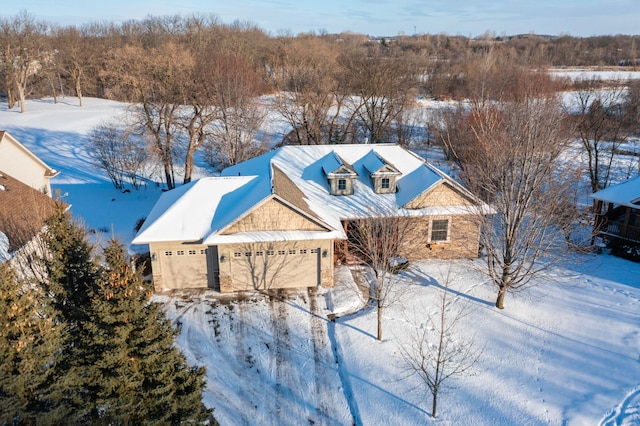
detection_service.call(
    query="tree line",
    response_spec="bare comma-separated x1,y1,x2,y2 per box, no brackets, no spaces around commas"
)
0,208,213,425
2,12,639,190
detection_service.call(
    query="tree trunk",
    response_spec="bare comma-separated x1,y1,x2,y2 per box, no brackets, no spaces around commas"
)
495,287,506,309
163,162,175,190
76,77,83,107
183,148,194,184
377,304,383,341
432,393,438,418
17,85,26,113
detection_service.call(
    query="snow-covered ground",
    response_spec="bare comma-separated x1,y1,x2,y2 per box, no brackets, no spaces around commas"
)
1,96,639,425
550,68,640,82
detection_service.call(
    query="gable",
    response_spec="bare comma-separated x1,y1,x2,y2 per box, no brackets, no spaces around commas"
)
331,164,357,176
404,181,475,210
372,164,400,175
0,132,58,193
222,198,327,234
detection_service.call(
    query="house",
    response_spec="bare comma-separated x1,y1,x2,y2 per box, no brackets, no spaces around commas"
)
591,176,640,245
0,131,62,265
0,130,59,195
133,144,485,292
0,171,62,265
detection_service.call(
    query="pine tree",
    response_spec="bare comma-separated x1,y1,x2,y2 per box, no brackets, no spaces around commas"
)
39,208,103,422
0,263,70,425
3,210,212,424
88,239,212,424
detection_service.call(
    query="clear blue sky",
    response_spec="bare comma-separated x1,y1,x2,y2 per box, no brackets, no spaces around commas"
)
4,0,639,37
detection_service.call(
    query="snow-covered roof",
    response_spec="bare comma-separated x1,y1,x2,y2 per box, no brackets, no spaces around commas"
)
320,151,357,177
590,176,640,208
134,144,481,244
133,176,270,244
361,150,400,176
224,144,474,230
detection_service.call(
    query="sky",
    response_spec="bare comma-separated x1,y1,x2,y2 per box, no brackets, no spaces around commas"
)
3,0,639,38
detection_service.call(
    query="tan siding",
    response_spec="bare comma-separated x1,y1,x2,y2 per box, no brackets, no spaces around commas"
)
371,175,397,194
0,135,52,195
405,182,474,209
401,216,480,260
224,198,325,233
217,240,334,292
149,242,209,290
328,176,355,196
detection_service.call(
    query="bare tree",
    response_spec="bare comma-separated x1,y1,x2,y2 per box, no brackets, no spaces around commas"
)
177,49,220,183
272,36,356,145
88,122,148,190
202,52,267,168
53,25,97,107
347,216,411,341
464,92,579,309
569,77,629,193
340,46,417,142
0,11,47,112
430,66,583,309
625,79,640,135
105,42,192,189
399,268,481,418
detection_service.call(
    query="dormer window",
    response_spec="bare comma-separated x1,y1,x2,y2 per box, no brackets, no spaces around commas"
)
362,150,401,194
321,152,357,196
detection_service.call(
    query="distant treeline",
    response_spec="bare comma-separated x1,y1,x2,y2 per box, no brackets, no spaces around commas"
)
1,11,639,107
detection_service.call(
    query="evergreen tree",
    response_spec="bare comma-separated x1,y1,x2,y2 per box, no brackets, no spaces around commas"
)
39,209,103,422
2,210,212,424
88,239,212,424
0,263,70,425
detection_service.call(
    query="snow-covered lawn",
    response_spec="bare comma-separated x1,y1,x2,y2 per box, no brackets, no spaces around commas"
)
155,258,640,425
1,97,639,424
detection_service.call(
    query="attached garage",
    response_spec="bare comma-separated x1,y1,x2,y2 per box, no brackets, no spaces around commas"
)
212,238,334,292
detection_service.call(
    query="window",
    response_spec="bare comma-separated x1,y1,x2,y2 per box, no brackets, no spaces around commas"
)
381,178,390,189
310,248,318,254
188,250,196,255
289,249,296,255
256,251,264,256
266,250,275,256
245,252,252,257
278,250,286,255
177,250,184,255
200,249,207,255
164,251,172,256
430,219,449,242
300,249,307,255
338,179,347,190
234,252,242,258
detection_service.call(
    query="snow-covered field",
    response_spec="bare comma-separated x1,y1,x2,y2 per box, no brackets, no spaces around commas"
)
550,68,640,82
1,97,639,425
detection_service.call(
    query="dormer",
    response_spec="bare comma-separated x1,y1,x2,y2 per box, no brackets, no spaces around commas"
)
362,151,401,194
321,152,358,196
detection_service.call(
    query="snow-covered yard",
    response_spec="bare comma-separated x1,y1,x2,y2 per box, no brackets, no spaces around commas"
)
1,97,639,424
155,257,640,425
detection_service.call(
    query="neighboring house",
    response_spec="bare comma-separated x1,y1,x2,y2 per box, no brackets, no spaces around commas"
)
133,144,485,292
0,130,59,195
0,171,62,266
591,176,640,244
